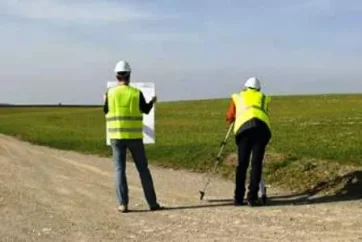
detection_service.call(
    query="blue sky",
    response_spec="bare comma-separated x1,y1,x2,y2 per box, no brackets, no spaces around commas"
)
1,0,361,104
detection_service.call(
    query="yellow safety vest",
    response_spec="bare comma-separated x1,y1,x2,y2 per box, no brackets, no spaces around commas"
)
106,85,143,139
231,88,271,134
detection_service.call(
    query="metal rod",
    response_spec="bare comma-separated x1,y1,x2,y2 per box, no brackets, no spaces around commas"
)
199,123,234,200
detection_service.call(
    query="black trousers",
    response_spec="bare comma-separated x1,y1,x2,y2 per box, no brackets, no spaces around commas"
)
234,126,271,202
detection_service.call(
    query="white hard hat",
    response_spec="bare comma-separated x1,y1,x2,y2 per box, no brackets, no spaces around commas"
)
244,77,261,90
114,60,131,73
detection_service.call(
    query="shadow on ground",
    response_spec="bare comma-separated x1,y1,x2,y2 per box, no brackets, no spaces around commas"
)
209,170,362,207
127,202,235,213
127,171,362,213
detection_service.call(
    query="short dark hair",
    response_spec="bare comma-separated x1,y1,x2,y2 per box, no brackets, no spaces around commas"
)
116,72,131,82
248,87,260,91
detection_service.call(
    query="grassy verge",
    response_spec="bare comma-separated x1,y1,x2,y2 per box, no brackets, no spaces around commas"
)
1,94,361,194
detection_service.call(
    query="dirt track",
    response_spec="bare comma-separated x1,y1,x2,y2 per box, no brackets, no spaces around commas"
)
0,134,361,242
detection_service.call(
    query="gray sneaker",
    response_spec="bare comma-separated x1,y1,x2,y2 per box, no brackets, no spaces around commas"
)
118,205,129,213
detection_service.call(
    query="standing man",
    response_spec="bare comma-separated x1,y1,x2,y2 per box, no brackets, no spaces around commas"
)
104,60,163,213
226,77,272,206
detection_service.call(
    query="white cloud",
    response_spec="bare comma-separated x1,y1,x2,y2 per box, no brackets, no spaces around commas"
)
128,32,202,42
275,0,362,17
0,0,160,23
287,0,336,16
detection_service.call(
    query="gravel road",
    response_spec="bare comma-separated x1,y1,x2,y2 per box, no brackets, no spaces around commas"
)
1,134,361,242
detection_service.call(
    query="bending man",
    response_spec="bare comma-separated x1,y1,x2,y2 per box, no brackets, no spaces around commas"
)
226,77,272,206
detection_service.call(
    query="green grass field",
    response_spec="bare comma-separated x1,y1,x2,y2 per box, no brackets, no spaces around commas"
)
1,94,361,192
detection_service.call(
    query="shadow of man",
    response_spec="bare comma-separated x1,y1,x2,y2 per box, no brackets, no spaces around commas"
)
208,170,362,207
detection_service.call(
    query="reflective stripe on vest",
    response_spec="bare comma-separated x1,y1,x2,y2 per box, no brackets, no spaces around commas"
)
106,116,143,122
108,128,143,133
105,85,143,139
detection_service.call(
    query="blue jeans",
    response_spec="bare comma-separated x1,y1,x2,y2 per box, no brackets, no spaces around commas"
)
110,139,159,208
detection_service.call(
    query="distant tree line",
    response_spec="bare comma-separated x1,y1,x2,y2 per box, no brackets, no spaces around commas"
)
0,104,101,108
0,102,102,107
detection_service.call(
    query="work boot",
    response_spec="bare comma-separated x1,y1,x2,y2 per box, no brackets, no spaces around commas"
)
247,199,263,207
261,195,267,205
234,199,246,206
246,192,260,207
118,205,128,213
150,204,165,211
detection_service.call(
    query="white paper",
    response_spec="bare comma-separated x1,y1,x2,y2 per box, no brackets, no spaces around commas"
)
105,82,155,145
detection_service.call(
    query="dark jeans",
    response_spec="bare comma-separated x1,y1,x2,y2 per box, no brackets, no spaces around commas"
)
110,139,159,208
234,127,271,202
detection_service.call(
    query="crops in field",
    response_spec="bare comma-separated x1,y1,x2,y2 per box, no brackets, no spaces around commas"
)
1,94,361,192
